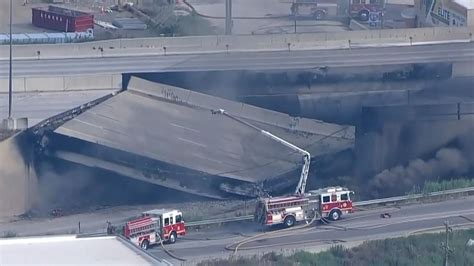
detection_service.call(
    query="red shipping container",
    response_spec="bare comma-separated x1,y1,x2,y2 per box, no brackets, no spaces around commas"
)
32,5,94,32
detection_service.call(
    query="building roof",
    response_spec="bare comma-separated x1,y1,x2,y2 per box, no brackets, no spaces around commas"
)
453,0,474,9
0,235,171,265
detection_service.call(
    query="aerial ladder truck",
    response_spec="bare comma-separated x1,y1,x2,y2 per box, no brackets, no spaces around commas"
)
212,109,354,227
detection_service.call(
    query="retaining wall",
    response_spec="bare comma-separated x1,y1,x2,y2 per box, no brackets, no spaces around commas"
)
1,27,472,60
0,74,122,93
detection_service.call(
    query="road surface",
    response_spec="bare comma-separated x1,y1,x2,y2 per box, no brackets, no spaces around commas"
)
1,42,473,78
1,196,472,264
0,90,115,126
147,197,474,264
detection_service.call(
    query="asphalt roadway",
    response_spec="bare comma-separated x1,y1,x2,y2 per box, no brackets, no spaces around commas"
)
148,197,474,265
0,42,473,78
0,90,115,126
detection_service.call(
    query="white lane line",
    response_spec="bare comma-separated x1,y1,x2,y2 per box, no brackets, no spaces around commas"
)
191,153,223,164
178,137,207,148
171,123,200,133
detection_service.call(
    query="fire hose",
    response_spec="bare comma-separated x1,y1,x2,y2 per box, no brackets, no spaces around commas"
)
225,210,320,256
225,207,405,255
156,234,187,262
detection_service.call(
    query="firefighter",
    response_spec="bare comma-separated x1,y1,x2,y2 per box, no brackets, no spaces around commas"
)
106,221,112,234
106,221,116,235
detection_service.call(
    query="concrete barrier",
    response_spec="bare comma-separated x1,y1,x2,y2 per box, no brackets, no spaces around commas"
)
452,60,474,77
25,77,65,92
0,27,473,60
0,78,26,93
0,74,122,93
64,74,122,91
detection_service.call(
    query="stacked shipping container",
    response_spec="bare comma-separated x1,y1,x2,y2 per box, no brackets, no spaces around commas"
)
32,6,94,32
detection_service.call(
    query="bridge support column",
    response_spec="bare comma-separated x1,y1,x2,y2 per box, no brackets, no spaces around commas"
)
452,61,474,78
0,133,37,220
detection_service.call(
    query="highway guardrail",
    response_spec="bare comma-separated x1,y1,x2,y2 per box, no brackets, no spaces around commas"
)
186,215,254,227
354,186,474,207
186,186,474,228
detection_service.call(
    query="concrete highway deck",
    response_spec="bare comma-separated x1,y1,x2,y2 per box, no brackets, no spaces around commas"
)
50,77,353,195
1,42,473,78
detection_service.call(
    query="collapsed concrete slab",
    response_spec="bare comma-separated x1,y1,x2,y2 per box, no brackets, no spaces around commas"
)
33,77,354,198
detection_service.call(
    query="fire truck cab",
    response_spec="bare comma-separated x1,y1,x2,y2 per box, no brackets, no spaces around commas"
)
306,186,354,221
124,209,186,250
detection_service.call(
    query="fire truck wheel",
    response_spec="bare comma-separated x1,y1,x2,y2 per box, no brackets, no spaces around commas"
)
140,240,149,250
314,10,326,20
329,210,342,221
358,10,370,22
284,215,296,227
168,232,177,244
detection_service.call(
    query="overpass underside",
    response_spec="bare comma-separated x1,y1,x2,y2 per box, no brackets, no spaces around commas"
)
31,77,354,199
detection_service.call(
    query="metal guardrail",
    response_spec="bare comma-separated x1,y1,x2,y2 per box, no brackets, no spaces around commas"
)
186,187,474,228
354,186,474,207
186,215,254,227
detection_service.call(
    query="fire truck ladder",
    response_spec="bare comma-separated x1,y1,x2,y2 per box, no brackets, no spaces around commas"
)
211,109,311,196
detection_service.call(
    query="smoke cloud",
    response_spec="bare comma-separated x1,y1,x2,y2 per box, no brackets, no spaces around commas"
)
0,136,37,220
32,162,96,214
370,145,473,197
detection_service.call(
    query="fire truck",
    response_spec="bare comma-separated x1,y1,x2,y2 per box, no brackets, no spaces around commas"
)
123,209,186,250
211,109,354,228
255,186,354,227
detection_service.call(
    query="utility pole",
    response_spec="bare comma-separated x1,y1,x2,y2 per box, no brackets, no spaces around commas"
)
8,0,13,119
292,2,297,33
225,0,232,35
441,220,453,266
294,16,297,33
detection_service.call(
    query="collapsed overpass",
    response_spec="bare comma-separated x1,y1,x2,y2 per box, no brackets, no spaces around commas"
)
30,77,354,199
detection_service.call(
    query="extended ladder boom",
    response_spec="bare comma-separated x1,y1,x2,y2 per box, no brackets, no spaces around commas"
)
211,109,311,195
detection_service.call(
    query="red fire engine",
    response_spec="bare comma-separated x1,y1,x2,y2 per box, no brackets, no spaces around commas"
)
124,209,186,250
255,187,354,227
306,186,354,220
211,109,354,228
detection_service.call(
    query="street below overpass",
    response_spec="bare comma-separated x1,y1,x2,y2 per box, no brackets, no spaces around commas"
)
148,197,474,265
0,42,473,77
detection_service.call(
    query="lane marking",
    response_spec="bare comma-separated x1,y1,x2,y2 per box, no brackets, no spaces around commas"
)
191,153,223,164
171,123,200,133
178,137,207,148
